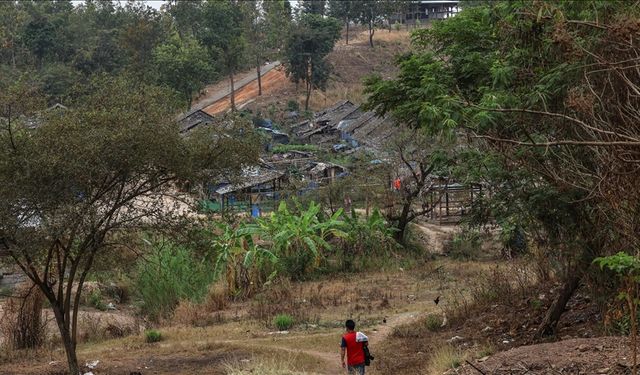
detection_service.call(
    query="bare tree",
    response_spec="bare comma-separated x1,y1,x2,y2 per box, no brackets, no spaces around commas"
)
382,129,451,243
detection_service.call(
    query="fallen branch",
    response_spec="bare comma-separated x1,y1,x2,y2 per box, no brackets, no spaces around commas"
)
465,360,487,375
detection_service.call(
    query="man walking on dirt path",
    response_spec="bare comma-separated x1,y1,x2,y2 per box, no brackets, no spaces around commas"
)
340,319,367,374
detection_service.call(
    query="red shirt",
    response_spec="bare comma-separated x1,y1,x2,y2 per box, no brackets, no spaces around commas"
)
393,178,401,190
341,331,365,366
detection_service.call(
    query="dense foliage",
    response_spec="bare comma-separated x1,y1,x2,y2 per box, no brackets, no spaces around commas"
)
0,75,260,373
137,241,216,321
365,0,640,336
284,14,341,110
0,0,295,109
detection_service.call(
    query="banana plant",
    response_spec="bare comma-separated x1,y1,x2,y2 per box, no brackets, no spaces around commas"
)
210,222,277,298
244,201,348,279
342,208,397,256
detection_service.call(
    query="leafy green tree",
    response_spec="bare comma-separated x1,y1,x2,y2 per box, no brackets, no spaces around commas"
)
199,0,247,111
0,76,259,374
20,0,75,66
241,0,267,96
38,62,81,104
153,32,214,109
357,0,388,48
118,1,167,79
299,0,326,16
365,0,640,336
209,221,277,298
0,1,29,68
22,15,56,67
340,208,396,270
263,0,293,57
166,0,204,38
284,14,340,110
327,0,357,44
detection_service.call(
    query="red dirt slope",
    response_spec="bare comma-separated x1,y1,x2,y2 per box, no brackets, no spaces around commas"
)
202,67,288,116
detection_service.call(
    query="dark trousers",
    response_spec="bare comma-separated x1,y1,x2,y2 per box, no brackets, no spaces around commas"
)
348,364,365,375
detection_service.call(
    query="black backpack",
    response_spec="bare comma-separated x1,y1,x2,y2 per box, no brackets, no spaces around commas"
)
363,343,374,366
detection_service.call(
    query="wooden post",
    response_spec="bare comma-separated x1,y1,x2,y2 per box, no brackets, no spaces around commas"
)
430,192,434,220
445,192,449,216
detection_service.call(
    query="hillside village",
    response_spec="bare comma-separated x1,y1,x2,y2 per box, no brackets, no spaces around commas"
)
1,1,640,375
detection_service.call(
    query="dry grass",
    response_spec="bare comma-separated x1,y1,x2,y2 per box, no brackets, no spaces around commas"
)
304,28,412,111
206,281,229,311
440,260,539,325
224,356,309,375
0,284,46,351
0,257,507,375
426,345,466,375
172,300,225,327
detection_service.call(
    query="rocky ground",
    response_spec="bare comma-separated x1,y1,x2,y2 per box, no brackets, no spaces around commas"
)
458,337,632,375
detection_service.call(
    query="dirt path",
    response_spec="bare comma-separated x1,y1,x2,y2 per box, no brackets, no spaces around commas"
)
201,67,288,116
411,221,459,254
191,61,283,113
261,311,423,374
174,310,423,374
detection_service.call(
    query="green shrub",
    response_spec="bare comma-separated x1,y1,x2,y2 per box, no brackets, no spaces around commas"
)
273,314,294,331
286,100,299,112
144,329,162,343
425,314,442,331
88,289,107,311
530,298,543,310
447,230,482,260
136,241,216,320
340,209,396,271
478,344,495,358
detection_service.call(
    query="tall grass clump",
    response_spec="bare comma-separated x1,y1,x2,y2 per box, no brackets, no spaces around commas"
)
273,314,295,331
144,329,162,343
447,229,482,260
428,345,464,375
136,241,215,320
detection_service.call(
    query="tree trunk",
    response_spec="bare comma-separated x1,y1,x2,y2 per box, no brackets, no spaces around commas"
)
368,20,375,48
345,20,349,45
393,203,412,244
52,305,79,375
229,71,236,111
305,57,312,111
535,273,581,337
305,81,311,111
256,56,262,96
